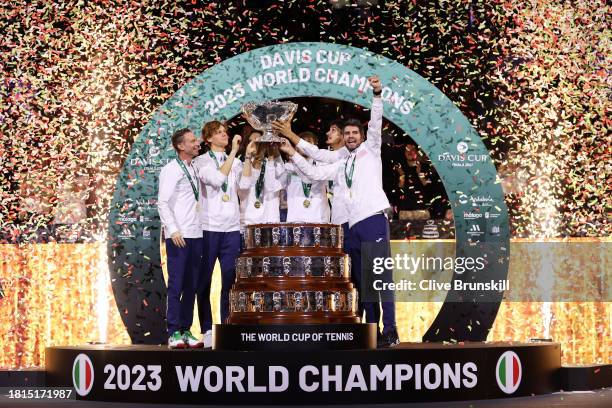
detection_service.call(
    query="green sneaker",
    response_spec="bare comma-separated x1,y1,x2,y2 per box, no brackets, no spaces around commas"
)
168,331,186,349
183,330,204,348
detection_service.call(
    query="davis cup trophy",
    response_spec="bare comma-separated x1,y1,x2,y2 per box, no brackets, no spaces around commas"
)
213,223,377,351
241,100,298,143
212,100,376,351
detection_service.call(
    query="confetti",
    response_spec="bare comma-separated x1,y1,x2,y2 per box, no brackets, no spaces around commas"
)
0,0,608,369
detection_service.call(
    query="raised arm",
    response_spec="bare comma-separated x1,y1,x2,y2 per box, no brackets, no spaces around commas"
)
296,139,348,163
196,135,242,188
219,135,241,175
272,119,347,163
364,75,384,155
238,142,257,191
279,140,340,181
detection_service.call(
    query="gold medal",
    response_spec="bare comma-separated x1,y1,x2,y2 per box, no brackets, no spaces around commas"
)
254,200,262,209
303,199,311,208
196,202,202,212
222,193,230,202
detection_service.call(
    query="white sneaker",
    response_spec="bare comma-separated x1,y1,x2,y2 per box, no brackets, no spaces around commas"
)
183,330,204,348
201,330,213,348
168,331,186,349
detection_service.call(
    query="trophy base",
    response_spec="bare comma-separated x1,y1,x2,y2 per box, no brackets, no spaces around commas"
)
257,135,284,143
213,323,377,351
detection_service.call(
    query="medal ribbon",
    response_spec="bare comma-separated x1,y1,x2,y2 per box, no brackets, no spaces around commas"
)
208,151,228,193
176,158,200,202
255,157,267,204
289,171,312,199
344,153,356,191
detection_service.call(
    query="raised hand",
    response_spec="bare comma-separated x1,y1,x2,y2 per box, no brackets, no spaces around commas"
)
278,138,296,156
245,140,257,158
272,120,292,137
368,75,382,94
272,119,300,145
231,135,242,153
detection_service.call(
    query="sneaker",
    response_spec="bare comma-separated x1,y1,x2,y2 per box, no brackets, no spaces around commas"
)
377,328,400,348
201,329,213,348
168,331,187,349
183,330,204,348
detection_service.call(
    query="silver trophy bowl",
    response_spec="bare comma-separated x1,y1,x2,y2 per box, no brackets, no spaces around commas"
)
241,101,298,143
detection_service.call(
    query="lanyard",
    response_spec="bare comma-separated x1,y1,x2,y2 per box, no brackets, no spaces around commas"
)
208,151,228,192
176,158,199,202
344,153,356,190
302,180,312,198
255,157,267,203
289,169,312,199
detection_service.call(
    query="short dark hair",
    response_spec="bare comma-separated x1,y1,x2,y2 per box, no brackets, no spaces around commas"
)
299,130,318,145
343,118,365,138
171,128,192,151
329,119,344,131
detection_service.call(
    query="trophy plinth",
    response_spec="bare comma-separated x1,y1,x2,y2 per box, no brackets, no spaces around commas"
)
241,101,298,143
213,223,377,351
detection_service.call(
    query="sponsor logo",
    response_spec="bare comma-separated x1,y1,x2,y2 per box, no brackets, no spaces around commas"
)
143,226,151,239
130,155,171,171
467,224,484,237
496,351,522,394
485,211,500,219
119,224,134,239
457,142,469,154
72,354,94,396
458,194,494,207
463,211,482,220
491,226,501,234
438,145,488,168
470,195,494,206
118,216,137,224
148,145,161,158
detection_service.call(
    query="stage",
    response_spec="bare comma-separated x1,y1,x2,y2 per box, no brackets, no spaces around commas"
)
41,341,575,405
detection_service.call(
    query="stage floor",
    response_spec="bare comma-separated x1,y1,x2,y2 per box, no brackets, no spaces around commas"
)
0,388,611,408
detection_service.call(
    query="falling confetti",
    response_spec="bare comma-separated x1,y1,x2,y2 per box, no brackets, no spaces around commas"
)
0,0,609,368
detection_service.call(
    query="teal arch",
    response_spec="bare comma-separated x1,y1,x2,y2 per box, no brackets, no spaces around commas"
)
108,42,509,344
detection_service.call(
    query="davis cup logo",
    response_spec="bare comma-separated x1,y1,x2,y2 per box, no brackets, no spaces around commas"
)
495,351,522,394
72,354,94,396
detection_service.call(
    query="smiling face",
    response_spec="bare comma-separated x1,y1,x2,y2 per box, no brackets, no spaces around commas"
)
343,125,364,151
177,131,200,158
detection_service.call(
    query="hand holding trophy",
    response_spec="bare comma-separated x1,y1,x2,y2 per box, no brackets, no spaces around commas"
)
241,100,298,143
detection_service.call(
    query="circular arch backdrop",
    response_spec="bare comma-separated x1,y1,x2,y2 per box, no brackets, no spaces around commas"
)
108,42,509,344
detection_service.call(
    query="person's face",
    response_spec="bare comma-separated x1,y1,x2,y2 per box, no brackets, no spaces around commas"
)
326,125,343,146
343,125,363,151
178,131,200,158
207,125,229,148
249,131,262,143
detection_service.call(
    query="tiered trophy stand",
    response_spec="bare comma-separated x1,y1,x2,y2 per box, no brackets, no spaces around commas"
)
213,223,377,351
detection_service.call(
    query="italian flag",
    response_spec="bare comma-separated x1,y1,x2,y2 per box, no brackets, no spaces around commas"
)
497,351,521,393
73,354,93,394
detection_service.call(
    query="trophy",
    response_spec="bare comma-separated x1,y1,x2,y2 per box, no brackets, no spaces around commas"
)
241,101,298,143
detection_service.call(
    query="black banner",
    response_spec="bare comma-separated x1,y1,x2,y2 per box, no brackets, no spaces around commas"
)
46,342,561,404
